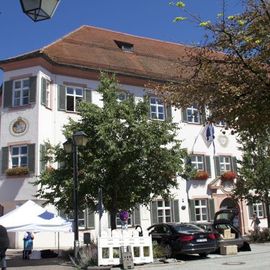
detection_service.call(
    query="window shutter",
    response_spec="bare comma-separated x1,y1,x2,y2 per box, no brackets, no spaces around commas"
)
231,157,237,172
40,144,46,173
41,77,47,105
29,76,37,103
28,144,35,173
58,85,66,111
151,201,158,224
200,109,206,125
208,199,215,222
204,156,211,177
143,95,151,119
165,104,172,121
87,208,95,229
248,204,254,219
214,156,221,177
3,80,13,108
83,89,92,103
189,200,196,222
263,203,267,218
107,213,112,228
181,108,187,122
132,205,141,226
1,147,9,174
172,200,180,222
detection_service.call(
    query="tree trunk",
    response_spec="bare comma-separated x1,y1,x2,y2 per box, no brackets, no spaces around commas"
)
110,209,117,230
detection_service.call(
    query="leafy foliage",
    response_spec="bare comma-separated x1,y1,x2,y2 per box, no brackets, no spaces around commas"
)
6,166,29,176
248,228,270,242
233,131,270,227
35,73,187,228
156,0,270,136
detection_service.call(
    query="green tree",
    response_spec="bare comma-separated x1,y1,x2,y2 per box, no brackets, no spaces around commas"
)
36,73,187,229
156,0,270,135
233,131,270,228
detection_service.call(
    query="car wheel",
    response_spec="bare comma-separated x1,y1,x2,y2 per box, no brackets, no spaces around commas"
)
163,244,173,258
199,253,208,258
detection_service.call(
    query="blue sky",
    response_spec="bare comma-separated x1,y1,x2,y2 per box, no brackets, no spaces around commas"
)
0,0,243,81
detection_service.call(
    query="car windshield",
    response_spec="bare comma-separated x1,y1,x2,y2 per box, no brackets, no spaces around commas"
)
173,224,205,233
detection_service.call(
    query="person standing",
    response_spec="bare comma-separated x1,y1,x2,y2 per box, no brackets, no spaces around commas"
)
251,212,260,232
0,224,9,270
23,232,34,260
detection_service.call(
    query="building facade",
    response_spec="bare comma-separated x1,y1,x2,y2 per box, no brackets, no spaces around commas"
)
0,26,266,248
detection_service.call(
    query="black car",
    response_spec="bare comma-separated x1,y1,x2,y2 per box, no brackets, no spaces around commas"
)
147,223,217,258
195,209,250,252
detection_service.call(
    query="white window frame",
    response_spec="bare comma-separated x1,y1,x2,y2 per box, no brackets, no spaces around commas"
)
253,203,264,218
157,200,171,223
191,155,205,171
11,145,28,168
194,199,208,222
150,97,165,120
219,156,231,174
13,78,30,107
186,106,200,124
66,86,83,112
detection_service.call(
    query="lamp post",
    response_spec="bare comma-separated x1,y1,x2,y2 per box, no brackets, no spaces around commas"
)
63,131,88,259
20,0,60,22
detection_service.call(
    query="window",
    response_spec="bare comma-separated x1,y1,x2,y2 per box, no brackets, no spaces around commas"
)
13,78,30,107
11,145,28,168
157,200,171,223
194,199,208,221
191,155,205,171
41,77,51,108
116,212,133,227
114,40,134,52
186,106,200,124
66,86,83,112
219,156,232,174
253,203,264,218
150,97,165,120
116,91,127,102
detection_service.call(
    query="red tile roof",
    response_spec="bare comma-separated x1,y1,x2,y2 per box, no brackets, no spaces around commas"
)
0,25,196,82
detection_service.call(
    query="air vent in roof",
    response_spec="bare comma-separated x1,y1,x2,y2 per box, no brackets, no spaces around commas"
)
114,40,134,52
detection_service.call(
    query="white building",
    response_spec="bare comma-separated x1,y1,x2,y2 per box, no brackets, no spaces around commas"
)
0,25,264,248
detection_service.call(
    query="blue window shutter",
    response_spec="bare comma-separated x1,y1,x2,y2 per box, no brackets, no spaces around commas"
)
182,108,187,122
204,156,211,177
3,80,13,108
214,156,221,176
132,205,141,226
165,104,172,121
172,200,180,222
58,85,66,111
231,157,237,172
83,89,92,103
29,76,37,103
40,144,46,173
41,77,47,105
1,147,9,174
151,201,158,224
189,200,195,222
208,199,215,222
28,144,35,173
87,208,95,229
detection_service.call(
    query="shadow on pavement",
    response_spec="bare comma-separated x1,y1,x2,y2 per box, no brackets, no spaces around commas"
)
6,249,73,268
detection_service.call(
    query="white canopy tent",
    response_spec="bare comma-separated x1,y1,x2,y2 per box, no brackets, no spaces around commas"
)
0,200,72,232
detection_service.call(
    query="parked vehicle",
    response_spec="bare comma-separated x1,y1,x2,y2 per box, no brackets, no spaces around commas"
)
147,223,217,258
195,209,251,252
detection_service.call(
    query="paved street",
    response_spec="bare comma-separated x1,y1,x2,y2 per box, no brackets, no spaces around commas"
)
6,243,270,269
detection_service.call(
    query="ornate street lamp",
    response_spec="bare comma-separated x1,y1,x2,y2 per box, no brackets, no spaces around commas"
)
20,0,60,22
63,131,88,260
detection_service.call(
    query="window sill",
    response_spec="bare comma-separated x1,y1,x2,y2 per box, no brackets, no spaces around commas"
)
8,104,33,111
